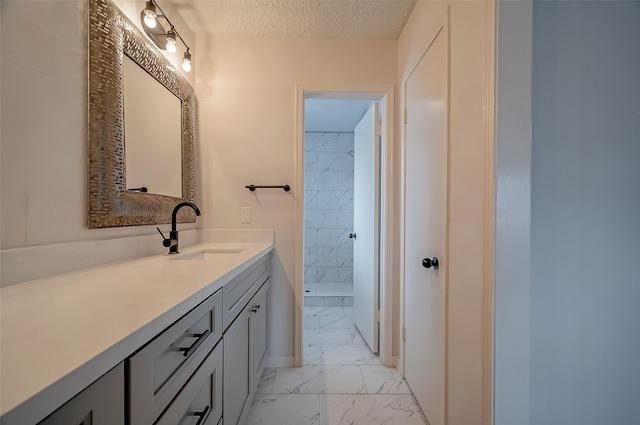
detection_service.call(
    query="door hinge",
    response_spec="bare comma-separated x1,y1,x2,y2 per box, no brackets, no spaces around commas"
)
402,326,407,341
403,108,407,124
375,123,382,137
375,309,381,323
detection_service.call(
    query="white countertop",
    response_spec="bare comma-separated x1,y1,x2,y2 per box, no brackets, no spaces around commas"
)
0,242,273,425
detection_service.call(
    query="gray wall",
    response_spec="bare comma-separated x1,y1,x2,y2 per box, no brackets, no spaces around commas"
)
530,2,640,424
493,1,533,424
304,132,354,286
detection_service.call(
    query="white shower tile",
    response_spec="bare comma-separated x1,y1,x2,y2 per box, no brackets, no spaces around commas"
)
305,316,320,329
306,247,337,267
319,316,355,329
317,190,353,210
335,267,353,283
337,133,354,153
321,344,381,366
304,267,318,284
330,152,354,172
305,228,318,247
305,210,338,229
256,367,277,394
315,152,336,171
305,307,345,317
319,394,427,425
348,328,366,345
322,171,339,190
305,171,325,190
305,190,318,209
316,191,338,210
316,268,340,283
336,209,354,229
305,282,352,294
304,328,352,345
304,297,326,307
336,171,354,190
305,152,319,171
247,394,320,425
320,297,347,307
336,248,353,267
361,366,412,394
272,365,366,394
307,133,339,152
304,343,323,365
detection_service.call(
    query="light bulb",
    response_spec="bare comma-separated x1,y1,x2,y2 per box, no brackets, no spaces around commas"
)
143,10,156,28
166,38,177,53
143,1,157,28
166,29,177,53
182,51,192,72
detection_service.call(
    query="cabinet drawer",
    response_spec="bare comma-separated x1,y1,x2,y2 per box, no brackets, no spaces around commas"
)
38,363,124,425
222,256,269,330
129,290,222,425
156,342,223,425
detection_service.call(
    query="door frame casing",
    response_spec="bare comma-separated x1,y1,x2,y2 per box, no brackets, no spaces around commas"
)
294,85,395,367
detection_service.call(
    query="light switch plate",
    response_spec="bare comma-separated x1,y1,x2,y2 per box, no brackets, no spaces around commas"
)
241,207,251,224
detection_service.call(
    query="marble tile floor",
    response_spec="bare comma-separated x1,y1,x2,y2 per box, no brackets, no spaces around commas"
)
246,306,428,425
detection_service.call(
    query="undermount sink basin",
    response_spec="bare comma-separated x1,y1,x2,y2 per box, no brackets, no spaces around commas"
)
173,249,245,261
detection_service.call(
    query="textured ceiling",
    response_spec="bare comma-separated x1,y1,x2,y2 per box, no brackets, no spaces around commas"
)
173,0,416,39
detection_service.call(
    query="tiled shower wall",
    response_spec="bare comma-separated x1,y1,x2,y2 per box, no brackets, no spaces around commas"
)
304,132,354,287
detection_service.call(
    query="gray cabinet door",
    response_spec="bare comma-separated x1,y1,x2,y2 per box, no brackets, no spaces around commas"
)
38,363,124,425
223,305,252,425
251,279,270,392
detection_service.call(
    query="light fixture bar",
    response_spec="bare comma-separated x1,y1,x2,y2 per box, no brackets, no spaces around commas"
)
141,0,191,71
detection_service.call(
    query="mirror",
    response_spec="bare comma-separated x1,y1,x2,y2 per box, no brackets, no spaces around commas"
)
88,0,197,228
123,55,182,197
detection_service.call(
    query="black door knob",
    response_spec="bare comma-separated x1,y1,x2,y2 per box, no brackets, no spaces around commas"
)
422,257,440,270
349,233,357,239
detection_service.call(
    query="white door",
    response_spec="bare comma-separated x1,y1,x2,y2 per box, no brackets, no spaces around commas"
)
353,103,380,353
403,26,448,425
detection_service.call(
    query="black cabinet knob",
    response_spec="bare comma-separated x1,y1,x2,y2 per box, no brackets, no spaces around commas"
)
422,257,440,270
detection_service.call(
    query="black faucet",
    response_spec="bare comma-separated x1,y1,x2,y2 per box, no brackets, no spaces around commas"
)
157,202,201,254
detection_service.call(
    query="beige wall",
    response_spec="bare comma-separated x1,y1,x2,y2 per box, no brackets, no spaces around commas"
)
195,35,397,359
0,0,196,251
397,2,494,424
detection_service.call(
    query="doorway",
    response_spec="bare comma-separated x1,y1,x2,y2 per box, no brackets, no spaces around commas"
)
294,86,395,368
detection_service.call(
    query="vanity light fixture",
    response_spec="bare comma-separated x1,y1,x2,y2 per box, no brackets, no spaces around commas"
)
182,50,192,72
140,0,192,72
142,1,157,28
165,28,177,53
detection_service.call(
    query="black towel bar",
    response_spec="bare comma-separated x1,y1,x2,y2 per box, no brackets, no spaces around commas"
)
245,185,290,192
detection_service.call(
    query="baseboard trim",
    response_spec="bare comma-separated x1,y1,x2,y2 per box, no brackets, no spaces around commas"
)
265,356,295,368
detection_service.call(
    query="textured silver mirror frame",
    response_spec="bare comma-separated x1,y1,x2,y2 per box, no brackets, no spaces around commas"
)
88,0,197,228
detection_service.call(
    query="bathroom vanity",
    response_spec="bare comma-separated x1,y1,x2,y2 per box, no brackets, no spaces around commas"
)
0,242,273,425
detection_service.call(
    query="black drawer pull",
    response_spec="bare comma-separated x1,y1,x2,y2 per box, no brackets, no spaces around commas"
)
191,405,210,425
251,304,261,313
178,329,211,357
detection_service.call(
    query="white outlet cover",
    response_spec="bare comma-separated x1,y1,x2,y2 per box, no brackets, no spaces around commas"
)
241,207,251,224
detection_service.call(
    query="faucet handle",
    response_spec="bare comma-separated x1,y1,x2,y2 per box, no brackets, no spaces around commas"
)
156,227,173,248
